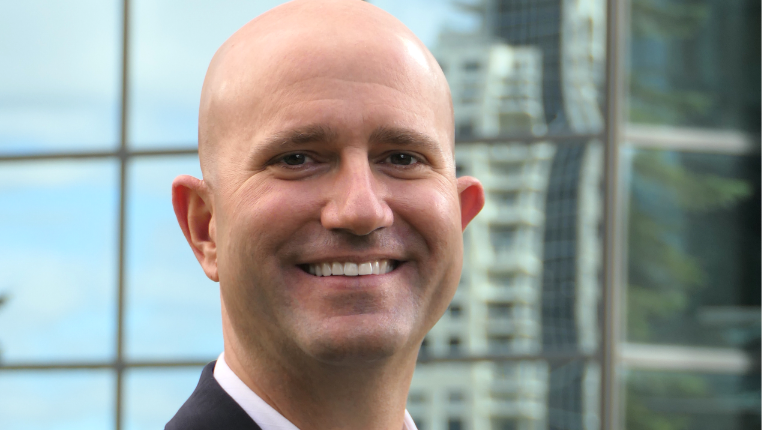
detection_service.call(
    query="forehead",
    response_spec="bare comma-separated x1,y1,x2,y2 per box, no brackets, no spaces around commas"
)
221,31,442,114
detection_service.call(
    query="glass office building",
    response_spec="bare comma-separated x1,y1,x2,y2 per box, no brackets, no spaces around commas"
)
0,0,759,429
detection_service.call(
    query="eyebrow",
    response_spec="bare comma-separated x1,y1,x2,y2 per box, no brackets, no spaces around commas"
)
367,126,445,157
258,124,445,157
260,124,339,150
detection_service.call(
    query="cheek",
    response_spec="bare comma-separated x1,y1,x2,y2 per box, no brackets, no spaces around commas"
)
392,178,463,255
389,179,464,328
390,178,464,303
217,180,323,320
218,180,321,281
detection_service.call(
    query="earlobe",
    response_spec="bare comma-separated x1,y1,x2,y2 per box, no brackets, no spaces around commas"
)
172,175,219,282
456,176,485,231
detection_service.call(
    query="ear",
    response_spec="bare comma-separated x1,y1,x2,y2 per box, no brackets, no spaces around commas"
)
456,176,485,231
172,175,219,282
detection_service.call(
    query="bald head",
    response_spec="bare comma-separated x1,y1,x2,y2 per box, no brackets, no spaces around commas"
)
197,0,453,187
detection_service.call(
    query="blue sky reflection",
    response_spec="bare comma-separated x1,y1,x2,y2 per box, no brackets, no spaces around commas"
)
0,160,118,362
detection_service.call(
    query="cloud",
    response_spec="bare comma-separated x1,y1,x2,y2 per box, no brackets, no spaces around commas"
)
0,248,114,361
0,370,112,430
0,0,120,151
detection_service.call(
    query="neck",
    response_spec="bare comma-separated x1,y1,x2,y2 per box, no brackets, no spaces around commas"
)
224,338,418,430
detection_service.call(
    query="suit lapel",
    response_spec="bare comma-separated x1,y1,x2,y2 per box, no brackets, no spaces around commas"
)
166,361,263,430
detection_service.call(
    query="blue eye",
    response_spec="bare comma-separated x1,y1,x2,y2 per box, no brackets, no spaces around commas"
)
389,153,416,165
282,154,306,165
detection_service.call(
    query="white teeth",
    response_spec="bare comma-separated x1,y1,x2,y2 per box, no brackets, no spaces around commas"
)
332,262,344,275
307,260,396,277
359,262,372,275
344,262,358,276
321,263,332,277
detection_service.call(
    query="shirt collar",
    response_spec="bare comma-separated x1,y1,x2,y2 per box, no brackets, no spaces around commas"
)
213,352,418,430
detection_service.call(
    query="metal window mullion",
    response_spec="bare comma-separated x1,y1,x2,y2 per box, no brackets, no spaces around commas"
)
0,147,200,162
623,125,758,155
602,0,628,429
115,0,130,429
0,131,605,162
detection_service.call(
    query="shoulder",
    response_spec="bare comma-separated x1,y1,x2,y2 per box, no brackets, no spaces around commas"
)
165,361,262,430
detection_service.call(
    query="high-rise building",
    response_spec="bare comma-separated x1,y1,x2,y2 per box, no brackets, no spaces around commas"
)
407,1,605,429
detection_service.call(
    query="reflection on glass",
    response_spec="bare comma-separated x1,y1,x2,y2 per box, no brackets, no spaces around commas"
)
429,0,605,139
626,150,760,348
0,160,118,362
128,0,286,147
437,141,601,358
409,360,599,430
0,370,113,430
407,14,608,430
0,0,120,153
125,156,222,360
628,0,760,131
124,367,203,430
414,141,602,429
625,369,761,430
624,0,760,428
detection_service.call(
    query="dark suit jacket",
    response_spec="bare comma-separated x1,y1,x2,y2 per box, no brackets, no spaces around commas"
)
166,361,263,430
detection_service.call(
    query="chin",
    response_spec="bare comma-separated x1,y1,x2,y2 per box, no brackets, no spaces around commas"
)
300,316,415,366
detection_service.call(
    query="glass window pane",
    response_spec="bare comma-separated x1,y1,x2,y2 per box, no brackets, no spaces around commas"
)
124,367,204,430
390,0,606,139
628,0,760,131
409,359,599,430
424,141,601,359
625,149,760,348
0,160,118,362
125,156,222,360
415,141,601,428
625,369,761,430
622,0,760,428
0,370,114,430
0,0,121,153
128,0,287,148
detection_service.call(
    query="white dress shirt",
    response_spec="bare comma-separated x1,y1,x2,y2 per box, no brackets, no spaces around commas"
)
214,352,418,430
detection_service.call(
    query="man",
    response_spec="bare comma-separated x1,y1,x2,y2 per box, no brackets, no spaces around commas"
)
168,0,484,429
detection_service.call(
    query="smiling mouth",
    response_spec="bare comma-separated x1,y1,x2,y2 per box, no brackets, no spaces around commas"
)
299,260,399,277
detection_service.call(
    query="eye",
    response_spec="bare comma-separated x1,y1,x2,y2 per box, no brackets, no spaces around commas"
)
281,153,308,165
388,153,418,166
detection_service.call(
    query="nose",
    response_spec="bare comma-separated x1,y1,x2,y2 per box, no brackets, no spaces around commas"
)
320,152,394,236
